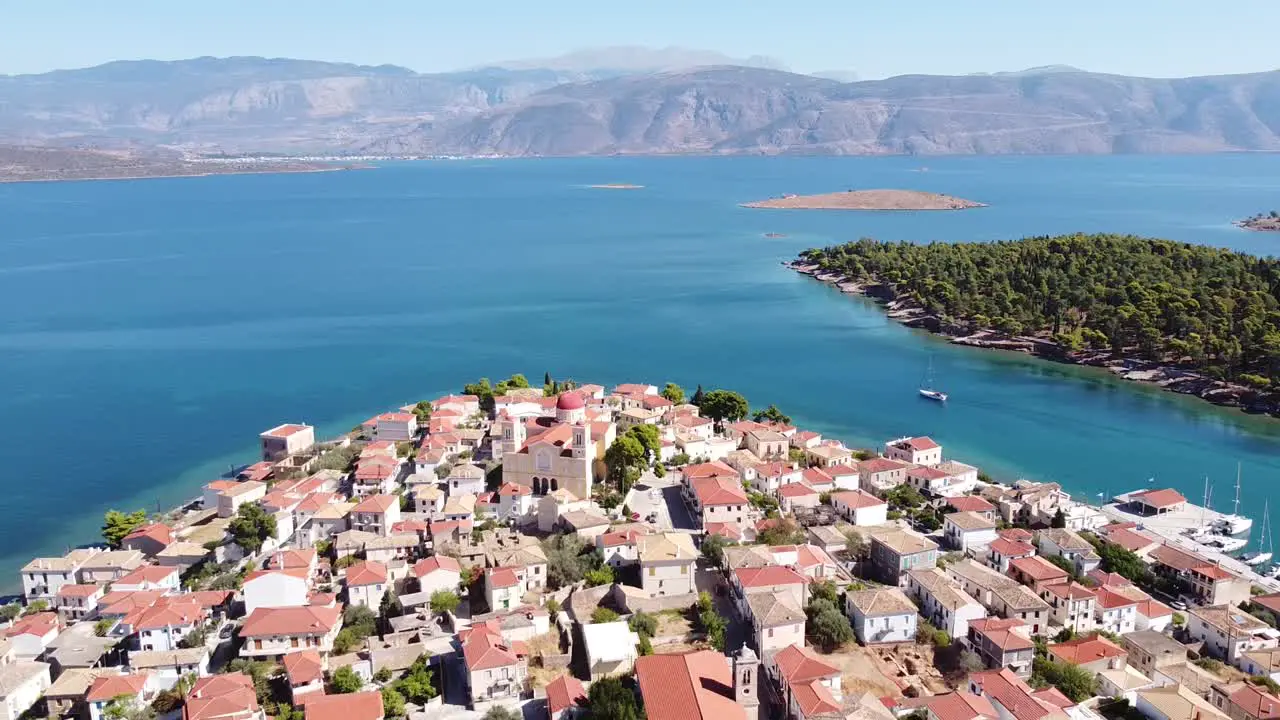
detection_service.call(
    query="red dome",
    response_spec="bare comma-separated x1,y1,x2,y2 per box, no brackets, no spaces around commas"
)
556,392,585,411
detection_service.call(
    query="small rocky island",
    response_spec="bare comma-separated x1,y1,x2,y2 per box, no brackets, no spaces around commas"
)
1237,211,1280,232
742,189,985,211
589,183,644,190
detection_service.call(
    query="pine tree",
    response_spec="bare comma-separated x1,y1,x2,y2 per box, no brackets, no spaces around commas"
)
691,384,705,406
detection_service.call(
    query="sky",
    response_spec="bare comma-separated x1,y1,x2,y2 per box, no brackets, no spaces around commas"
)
2,0,1279,78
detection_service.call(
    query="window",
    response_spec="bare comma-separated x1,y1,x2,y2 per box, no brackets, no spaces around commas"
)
768,628,774,637
649,567,656,576
681,565,688,575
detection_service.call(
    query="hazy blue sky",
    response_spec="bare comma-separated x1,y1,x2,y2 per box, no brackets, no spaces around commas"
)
3,0,1278,78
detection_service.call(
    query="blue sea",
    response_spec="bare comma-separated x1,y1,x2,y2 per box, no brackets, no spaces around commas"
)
2,155,1280,590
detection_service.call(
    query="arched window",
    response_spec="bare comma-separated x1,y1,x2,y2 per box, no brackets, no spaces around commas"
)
551,478,559,491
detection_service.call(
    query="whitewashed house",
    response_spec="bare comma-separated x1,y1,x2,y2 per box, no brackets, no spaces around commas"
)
845,588,918,644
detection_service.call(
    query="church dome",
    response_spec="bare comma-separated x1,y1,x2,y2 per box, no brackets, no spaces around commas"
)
556,392,585,411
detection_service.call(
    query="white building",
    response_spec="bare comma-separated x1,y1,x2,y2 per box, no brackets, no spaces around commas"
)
373,412,418,442
21,549,98,601
582,622,640,680
744,593,806,656
845,588,918,644
943,512,998,551
243,569,309,615
1040,582,1097,635
411,556,461,596
638,533,697,597
1095,586,1140,636
1035,528,1102,575
345,561,389,609
885,436,942,467
0,661,51,720
906,567,987,639
260,424,316,462
1186,605,1280,664
829,490,888,527
238,606,342,660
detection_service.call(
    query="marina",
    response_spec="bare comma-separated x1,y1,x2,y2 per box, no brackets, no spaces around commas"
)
1103,489,1280,593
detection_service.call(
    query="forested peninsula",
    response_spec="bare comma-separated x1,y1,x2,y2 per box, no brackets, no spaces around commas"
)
792,233,1280,415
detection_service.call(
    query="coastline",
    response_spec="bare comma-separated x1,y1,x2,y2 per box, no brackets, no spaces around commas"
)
0,164,368,186
785,260,1280,417
741,188,986,211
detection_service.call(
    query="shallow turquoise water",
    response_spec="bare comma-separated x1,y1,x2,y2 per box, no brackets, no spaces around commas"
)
2,155,1279,589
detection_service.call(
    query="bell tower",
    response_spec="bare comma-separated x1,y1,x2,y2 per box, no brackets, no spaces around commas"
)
733,646,760,720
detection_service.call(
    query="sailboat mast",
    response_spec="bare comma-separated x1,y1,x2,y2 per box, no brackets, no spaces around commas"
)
1235,463,1242,517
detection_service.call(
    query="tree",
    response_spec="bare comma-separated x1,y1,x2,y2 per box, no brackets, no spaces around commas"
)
629,611,658,639
229,502,277,554
583,675,643,720
699,390,749,425
542,533,601,589
752,404,792,425
330,666,364,694
374,667,393,683
757,518,806,546
591,607,620,624
484,708,521,720
21,600,48,616
102,509,148,549
0,604,19,622
604,436,646,483
94,618,115,637
885,485,926,509
691,384,705,406
701,533,730,568
380,588,403,619
1051,508,1067,529
810,580,840,605
584,565,615,587
661,383,686,404
960,650,986,672
625,424,661,463
392,654,438,704
429,590,459,616
843,530,869,559
381,687,406,718
411,400,432,425
104,698,156,720
807,598,854,651
1031,657,1097,702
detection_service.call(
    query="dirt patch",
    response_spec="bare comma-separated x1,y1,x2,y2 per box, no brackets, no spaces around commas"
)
656,611,694,638
812,644,906,698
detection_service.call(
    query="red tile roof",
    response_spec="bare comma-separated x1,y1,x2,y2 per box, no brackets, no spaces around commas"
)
998,528,1034,543
682,461,740,480
376,412,415,423
545,674,588,716
5,612,59,638
929,692,999,720
87,673,149,702
461,625,522,671
268,549,318,570
1095,587,1141,610
116,565,179,587
989,538,1035,557
1043,582,1096,601
185,674,260,720
1129,488,1187,509
412,555,461,577
134,600,204,631
830,490,886,509
969,618,1033,651
773,644,840,683
691,476,748,506
778,483,818,498
1008,555,1069,582
345,561,388,587
351,494,398,513
1031,688,1074,710
123,523,174,547
1048,635,1126,665
636,650,744,720
703,522,745,541
969,668,1058,720
240,605,341,637
302,691,384,720
1224,682,1280,719
1150,544,1212,572
1086,570,1131,588
947,496,996,513
1103,527,1159,552
283,651,325,686
899,436,939,451
498,482,532,496
734,565,807,588
860,457,911,474
56,584,102,598
487,567,520,589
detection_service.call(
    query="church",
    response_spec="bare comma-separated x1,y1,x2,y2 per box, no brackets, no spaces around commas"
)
496,392,598,500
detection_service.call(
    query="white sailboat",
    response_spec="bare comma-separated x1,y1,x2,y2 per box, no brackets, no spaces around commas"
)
1201,535,1249,553
1213,463,1253,536
918,357,948,402
1241,500,1273,566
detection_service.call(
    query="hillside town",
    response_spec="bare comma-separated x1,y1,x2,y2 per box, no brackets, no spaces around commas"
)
5,375,1280,720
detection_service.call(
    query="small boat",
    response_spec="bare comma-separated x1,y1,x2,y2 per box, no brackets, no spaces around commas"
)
1241,501,1273,566
1201,535,1248,553
919,357,948,402
1215,464,1254,535
1266,564,1280,579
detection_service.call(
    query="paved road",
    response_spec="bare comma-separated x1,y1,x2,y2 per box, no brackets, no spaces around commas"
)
626,473,698,531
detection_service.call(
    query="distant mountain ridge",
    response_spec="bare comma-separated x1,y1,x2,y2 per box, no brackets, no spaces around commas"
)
3,56,1280,157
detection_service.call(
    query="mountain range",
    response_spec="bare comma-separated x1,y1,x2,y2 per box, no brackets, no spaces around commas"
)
3,55,1280,157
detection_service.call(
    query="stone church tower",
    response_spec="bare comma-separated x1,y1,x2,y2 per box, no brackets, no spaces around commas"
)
733,646,761,720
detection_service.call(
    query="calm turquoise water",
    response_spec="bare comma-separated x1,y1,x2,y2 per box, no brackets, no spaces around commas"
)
3,155,1280,589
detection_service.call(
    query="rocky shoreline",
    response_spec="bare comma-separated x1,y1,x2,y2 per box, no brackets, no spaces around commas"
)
786,260,1280,416
743,189,985,211
1237,214,1280,232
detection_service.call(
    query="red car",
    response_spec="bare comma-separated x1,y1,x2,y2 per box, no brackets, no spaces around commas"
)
630,512,640,521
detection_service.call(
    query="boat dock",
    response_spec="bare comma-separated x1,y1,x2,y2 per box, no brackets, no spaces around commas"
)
1102,491,1280,593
